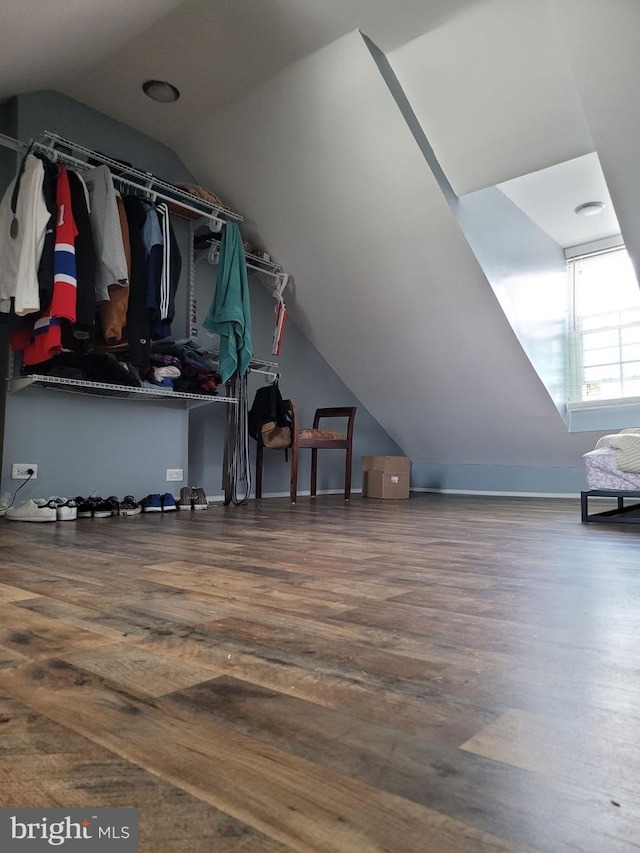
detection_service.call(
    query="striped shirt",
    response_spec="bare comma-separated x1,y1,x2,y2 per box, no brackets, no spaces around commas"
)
21,164,78,365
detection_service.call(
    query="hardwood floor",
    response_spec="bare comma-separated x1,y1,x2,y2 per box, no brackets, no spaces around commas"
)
0,492,639,851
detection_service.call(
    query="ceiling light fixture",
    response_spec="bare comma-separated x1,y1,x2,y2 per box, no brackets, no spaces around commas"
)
142,80,180,103
574,201,605,216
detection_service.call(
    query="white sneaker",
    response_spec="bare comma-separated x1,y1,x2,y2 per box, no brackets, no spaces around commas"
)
46,497,78,521
5,499,57,523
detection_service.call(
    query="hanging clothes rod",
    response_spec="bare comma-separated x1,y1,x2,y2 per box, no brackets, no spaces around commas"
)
0,131,24,153
41,132,243,222
0,130,239,228
249,366,279,379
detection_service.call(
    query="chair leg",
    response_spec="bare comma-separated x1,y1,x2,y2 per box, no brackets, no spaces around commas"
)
344,446,353,500
290,447,298,503
255,441,263,499
310,449,318,497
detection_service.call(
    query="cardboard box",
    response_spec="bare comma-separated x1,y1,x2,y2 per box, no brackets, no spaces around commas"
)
362,456,410,499
362,456,411,474
362,469,410,499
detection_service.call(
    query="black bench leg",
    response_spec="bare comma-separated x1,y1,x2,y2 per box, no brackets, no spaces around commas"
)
581,491,589,523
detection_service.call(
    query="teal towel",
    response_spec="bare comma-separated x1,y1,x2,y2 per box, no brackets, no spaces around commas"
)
203,222,252,382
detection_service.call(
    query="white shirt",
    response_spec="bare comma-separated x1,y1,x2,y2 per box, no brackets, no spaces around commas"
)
84,165,129,303
0,154,49,316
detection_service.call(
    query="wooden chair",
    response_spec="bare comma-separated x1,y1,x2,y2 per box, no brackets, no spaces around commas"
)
255,399,357,503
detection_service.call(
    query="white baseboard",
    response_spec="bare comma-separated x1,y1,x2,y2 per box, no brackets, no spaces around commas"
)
205,487,580,502
410,486,580,499
205,488,364,503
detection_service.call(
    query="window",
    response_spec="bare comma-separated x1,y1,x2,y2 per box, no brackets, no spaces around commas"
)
568,246,640,403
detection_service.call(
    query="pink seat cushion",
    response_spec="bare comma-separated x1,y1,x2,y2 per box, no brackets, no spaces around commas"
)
299,428,346,441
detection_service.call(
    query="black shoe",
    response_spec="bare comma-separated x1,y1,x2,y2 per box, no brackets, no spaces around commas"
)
119,495,142,516
75,496,95,518
93,496,119,518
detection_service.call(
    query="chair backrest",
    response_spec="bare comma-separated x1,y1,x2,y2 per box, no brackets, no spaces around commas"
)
281,400,357,447
313,406,357,441
283,399,299,447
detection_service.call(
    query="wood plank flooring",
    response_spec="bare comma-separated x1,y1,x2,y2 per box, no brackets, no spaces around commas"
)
0,492,639,851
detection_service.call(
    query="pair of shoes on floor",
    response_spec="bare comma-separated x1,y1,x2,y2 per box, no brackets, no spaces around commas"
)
178,486,208,510
6,499,56,522
47,496,78,520
119,495,142,516
75,496,119,518
141,493,177,512
5,497,72,523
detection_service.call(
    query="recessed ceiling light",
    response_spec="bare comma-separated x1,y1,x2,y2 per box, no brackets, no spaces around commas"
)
142,80,180,103
574,201,605,216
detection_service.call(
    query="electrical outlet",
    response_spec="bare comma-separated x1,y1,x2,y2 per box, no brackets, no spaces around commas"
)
166,468,184,482
12,463,37,480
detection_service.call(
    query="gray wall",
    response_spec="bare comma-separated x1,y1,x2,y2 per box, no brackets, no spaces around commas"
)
1,91,400,502
412,185,587,499
455,187,569,414
189,264,403,497
1,91,195,501
0,99,17,486
411,462,585,496
0,98,18,196
17,91,191,184
177,30,604,498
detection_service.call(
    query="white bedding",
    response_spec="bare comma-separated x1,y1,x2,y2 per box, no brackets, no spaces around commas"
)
583,447,640,490
595,430,640,472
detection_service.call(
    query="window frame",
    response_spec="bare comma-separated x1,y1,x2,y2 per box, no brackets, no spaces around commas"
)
566,241,640,408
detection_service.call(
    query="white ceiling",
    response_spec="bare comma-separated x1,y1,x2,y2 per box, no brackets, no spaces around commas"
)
0,0,616,252
497,153,621,250
385,0,624,250
388,0,594,197
0,0,182,98
1,1,480,136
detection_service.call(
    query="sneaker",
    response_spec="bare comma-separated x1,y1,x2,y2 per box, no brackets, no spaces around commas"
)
178,486,193,511
6,499,57,523
119,495,142,516
93,496,119,518
141,494,162,512
161,493,177,512
75,495,99,518
192,487,208,510
47,496,78,521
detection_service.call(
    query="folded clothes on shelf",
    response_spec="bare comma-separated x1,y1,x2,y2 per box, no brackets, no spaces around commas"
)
151,337,219,371
24,352,142,386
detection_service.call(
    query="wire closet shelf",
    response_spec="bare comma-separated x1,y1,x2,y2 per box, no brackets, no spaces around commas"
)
0,129,281,399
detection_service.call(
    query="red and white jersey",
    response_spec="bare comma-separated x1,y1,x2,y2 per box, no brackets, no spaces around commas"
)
20,165,78,365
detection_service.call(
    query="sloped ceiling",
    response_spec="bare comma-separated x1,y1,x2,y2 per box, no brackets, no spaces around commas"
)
3,0,640,474
173,27,579,465
0,0,480,141
0,0,182,98
498,153,620,249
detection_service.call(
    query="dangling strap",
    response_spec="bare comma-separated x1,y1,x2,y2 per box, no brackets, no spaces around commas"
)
10,141,35,215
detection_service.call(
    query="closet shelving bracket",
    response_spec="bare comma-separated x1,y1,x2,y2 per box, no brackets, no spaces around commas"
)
198,350,280,381
199,234,283,280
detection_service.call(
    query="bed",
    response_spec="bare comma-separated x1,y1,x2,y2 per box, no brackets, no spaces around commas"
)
582,432,640,523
